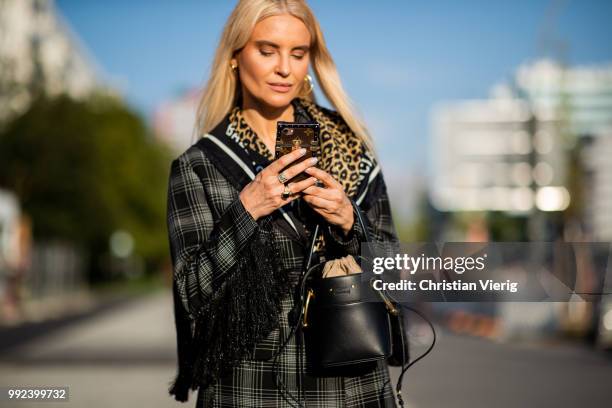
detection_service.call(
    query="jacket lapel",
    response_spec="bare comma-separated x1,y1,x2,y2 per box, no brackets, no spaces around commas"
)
196,117,304,242
195,99,383,243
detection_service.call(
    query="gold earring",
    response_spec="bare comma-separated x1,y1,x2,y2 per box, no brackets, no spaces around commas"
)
303,74,314,94
230,62,238,72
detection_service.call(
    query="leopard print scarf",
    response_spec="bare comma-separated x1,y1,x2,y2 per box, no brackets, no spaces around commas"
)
227,97,377,199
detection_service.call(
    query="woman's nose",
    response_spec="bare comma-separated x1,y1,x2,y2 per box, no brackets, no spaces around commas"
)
275,55,291,77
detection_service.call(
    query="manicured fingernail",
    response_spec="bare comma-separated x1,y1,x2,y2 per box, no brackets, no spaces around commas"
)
300,148,307,155
310,157,318,164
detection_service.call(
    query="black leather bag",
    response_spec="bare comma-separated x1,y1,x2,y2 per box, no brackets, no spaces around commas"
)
300,199,407,375
302,267,392,375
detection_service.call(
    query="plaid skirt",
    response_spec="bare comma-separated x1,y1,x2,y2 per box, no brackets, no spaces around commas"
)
196,297,397,408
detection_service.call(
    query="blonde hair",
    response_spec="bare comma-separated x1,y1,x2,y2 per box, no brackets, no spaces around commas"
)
194,0,376,155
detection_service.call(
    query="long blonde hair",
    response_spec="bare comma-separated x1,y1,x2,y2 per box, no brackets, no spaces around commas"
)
194,0,376,154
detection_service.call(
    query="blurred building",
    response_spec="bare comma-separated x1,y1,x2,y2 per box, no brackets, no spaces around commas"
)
515,60,612,240
0,0,108,125
430,58,612,216
516,59,612,137
153,87,201,153
0,188,25,323
579,130,612,241
0,189,21,271
430,96,568,213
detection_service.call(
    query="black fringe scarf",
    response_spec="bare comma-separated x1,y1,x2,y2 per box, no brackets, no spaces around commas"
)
168,214,292,402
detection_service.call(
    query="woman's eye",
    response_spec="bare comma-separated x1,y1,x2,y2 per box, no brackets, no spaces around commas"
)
292,54,305,60
259,50,273,57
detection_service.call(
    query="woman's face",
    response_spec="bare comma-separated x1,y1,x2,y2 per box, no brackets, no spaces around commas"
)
232,14,311,109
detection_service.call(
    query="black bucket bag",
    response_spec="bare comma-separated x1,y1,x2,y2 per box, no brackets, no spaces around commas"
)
301,199,409,373
273,198,411,407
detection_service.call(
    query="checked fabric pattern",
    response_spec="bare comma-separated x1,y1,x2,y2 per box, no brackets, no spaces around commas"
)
166,103,400,407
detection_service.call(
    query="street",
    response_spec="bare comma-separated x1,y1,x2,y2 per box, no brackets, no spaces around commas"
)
396,319,612,407
0,292,180,407
1,291,611,407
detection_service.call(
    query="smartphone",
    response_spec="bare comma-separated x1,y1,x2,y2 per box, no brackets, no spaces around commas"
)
275,121,321,183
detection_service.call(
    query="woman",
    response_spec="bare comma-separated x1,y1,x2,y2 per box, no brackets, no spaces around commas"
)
167,0,400,406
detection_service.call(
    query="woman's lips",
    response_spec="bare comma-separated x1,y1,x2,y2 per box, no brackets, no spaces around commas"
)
268,83,292,93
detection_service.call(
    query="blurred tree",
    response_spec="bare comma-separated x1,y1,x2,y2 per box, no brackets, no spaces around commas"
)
395,192,433,242
486,211,529,241
0,92,172,282
448,211,529,242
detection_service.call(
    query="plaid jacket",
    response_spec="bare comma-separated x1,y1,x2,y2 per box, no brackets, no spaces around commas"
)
167,105,400,407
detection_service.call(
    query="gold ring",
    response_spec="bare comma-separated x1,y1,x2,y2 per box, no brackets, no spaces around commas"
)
281,185,293,199
277,172,288,184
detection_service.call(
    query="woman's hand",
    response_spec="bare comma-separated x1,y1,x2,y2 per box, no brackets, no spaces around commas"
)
301,166,354,236
239,148,318,220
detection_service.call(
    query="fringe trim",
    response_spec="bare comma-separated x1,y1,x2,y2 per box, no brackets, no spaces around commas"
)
169,216,291,402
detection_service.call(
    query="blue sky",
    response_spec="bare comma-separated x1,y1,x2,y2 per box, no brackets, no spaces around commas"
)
55,0,612,217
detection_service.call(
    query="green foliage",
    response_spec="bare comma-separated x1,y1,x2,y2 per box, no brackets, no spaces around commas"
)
394,198,432,242
486,212,529,241
0,93,173,280
449,211,528,241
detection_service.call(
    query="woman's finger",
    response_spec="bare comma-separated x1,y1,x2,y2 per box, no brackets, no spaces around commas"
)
277,185,303,205
303,166,341,189
267,148,307,174
302,194,335,211
281,156,318,182
301,185,339,201
287,177,318,194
